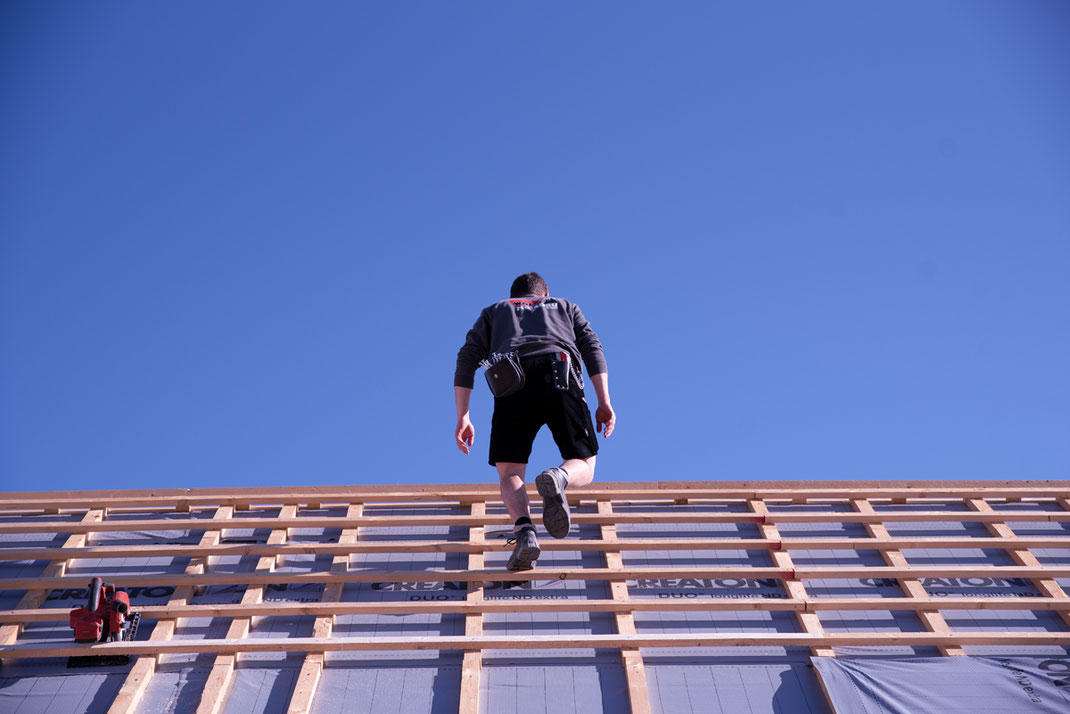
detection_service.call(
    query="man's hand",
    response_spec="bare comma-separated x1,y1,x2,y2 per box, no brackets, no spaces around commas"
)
596,402,615,438
454,387,475,455
456,415,475,454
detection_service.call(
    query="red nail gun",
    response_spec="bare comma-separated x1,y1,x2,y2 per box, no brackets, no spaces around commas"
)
69,576,141,644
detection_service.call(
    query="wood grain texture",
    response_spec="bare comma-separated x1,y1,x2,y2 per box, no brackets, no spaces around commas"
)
4,535,1067,561
195,505,297,714
459,501,487,714
2,479,1067,510
3,631,1067,659
4,594,1068,624
966,498,1070,630
286,504,362,714
6,564,1068,592
599,501,652,714
5,509,1070,535
851,499,965,656
0,508,102,646
750,499,835,658
108,506,234,714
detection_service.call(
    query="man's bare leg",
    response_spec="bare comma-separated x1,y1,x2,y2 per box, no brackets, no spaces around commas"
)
497,462,541,570
495,462,531,525
559,456,596,489
535,456,594,539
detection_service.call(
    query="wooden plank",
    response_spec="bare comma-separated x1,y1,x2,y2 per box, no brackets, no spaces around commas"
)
750,499,834,657
8,493,1061,519
195,505,297,714
6,509,1070,536
0,509,102,647
4,534,1069,562
287,504,362,714
966,498,1070,630
108,506,234,714
598,501,652,714
3,631,1068,660
9,496,1060,524
851,499,965,656
2,479,1067,509
5,594,1070,625
459,501,486,714
9,564,1070,593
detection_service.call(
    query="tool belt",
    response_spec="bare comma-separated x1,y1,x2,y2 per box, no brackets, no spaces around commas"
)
522,351,583,391
482,350,582,398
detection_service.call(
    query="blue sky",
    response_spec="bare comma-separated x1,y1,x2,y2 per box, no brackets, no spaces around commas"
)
1,2,1068,492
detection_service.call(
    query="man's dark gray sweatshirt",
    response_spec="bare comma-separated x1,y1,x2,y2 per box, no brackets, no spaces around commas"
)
454,296,607,389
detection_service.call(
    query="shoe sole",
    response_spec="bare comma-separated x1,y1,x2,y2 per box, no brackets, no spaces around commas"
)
507,542,541,571
536,471,571,538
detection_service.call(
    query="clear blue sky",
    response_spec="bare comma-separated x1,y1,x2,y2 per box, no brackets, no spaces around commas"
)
2,2,1068,492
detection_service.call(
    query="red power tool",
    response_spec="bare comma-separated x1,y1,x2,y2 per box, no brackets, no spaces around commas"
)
69,576,141,643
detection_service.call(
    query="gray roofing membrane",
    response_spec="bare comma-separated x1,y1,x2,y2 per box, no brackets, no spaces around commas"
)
814,655,1070,713
1,499,1068,712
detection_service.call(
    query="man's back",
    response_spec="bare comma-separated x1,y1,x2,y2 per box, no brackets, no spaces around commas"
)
453,272,615,572
453,295,606,391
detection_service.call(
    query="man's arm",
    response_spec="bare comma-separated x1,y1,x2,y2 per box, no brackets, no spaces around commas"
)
569,301,613,437
455,308,491,455
455,309,491,390
570,303,607,377
455,386,475,454
590,372,615,438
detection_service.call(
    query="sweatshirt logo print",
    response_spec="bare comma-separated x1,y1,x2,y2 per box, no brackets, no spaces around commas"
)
508,298,559,311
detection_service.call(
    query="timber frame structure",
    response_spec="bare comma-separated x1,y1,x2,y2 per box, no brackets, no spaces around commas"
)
1,479,1069,713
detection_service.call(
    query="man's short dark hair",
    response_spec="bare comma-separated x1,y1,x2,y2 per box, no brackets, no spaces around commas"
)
510,272,548,298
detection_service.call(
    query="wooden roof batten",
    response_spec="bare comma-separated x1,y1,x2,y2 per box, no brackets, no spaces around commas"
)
2,479,1067,511
0,480,1068,714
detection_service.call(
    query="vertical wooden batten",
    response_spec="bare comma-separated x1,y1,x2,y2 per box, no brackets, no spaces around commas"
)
850,498,965,656
0,508,103,647
459,501,487,714
749,499,835,658
286,503,363,714
598,500,652,714
108,506,234,714
966,497,1070,630
195,505,298,714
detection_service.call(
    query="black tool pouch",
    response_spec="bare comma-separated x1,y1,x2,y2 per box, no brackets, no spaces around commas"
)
550,352,570,390
550,351,584,391
484,352,525,398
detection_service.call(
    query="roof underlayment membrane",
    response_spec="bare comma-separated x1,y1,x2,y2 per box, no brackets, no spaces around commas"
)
0,486,1068,713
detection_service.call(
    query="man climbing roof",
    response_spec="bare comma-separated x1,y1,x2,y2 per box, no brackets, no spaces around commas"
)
454,272,616,571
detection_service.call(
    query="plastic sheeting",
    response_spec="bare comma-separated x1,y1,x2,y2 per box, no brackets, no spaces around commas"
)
813,655,1070,714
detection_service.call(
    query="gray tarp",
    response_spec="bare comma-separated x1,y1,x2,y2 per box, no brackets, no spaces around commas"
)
813,656,1070,714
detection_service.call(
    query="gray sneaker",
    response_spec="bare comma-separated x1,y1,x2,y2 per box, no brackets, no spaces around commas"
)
506,527,540,571
536,467,571,538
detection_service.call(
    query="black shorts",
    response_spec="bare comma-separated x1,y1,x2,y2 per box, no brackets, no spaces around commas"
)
488,357,599,466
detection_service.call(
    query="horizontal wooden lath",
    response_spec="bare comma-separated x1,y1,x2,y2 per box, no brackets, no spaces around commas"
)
1,479,1067,510
6,565,1070,592
2,534,1067,562
3,509,1069,535
4,596,1070,624
3,631,1068,660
